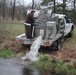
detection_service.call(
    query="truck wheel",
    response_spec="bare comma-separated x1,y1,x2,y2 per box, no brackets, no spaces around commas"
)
52,39,61,50
68,27,74,37
56,39,61,50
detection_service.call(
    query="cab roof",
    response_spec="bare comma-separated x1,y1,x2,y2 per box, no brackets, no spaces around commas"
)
52,14,65,19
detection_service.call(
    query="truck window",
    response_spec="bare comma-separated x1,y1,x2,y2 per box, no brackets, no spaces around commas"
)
64,16,70,23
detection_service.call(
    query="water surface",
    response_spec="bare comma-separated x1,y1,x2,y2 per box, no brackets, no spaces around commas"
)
0,58,56,75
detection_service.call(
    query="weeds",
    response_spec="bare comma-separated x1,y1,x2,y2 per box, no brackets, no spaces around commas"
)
64,28,76,43
34,54,76,75
0,48,15,58
34,54,54,70
0,23,25,52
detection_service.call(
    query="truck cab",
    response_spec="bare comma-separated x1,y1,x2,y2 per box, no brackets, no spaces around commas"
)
56,14,74,37
63,16,74,37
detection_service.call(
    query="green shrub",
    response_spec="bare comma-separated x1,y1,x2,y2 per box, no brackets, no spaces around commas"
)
34,54,53,70
55,61,70,75
39,54,51,61
34,54,76,75
0,48,15,58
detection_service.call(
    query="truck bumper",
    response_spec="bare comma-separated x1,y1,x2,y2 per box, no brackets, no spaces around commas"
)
16,37,53,47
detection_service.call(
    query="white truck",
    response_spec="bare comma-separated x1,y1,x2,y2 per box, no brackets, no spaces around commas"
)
16,13,74,50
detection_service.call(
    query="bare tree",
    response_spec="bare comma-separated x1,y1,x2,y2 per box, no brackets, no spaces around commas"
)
63,0,66,14
32,0,34,9
73,0,76,22
12,0,16,20
53,0,56,13
2,0,6,20
17,0,27,19
0,0,2,18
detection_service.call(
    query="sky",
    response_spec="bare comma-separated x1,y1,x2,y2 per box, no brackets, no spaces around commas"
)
25,0,32,5
25,0,62,4
25,0,41,5
24,0,71,5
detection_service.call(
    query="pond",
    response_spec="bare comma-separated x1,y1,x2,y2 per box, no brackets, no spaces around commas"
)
0,58,56,75
22,67,57,75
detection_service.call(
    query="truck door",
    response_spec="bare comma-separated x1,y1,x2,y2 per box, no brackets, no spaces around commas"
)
64,16,72,35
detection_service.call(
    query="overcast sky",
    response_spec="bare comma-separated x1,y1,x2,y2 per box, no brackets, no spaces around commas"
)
25,0,41,5
26,0,32,4
24,0,72,5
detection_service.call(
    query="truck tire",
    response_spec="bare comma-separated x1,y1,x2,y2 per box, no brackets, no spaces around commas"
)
68,27,74,37
52,39,61,50
56,39,61,50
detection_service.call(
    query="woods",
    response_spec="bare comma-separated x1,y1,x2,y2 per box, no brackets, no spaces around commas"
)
0,0,76,23
0,0,27,21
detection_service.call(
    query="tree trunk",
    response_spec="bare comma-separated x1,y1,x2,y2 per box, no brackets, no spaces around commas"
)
74,0,75,22
63,0,66,14
53,0,56,13
3,0,5,20
12,0,16,20
32,0,34,9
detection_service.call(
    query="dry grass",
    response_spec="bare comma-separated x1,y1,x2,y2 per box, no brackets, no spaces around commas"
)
0,18,24,24
0,23,24,38
0,23,25,52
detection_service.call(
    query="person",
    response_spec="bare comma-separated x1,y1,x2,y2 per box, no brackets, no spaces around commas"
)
25,10,35,38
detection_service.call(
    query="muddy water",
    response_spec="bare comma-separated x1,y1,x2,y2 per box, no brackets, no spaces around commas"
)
0,58,55,75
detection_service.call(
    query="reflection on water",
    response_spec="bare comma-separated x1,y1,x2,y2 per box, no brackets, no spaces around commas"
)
22,67,56,75
22,67,39,75
22,68,32,75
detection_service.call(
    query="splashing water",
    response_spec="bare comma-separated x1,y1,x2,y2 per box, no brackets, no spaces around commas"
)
21,35,42,61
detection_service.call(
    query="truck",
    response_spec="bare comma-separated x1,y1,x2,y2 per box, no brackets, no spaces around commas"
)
16,10,74,50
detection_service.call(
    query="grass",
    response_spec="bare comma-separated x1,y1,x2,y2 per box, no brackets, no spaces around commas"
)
7,24,25,38
0,23,26,58
64,28,76,43
34,54,53,70
0,48,15,58
0,23,25,39
34,54,76,75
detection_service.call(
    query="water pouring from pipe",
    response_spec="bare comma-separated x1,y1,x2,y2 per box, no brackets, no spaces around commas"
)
21,35,42,61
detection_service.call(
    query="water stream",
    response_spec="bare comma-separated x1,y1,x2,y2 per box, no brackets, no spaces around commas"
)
22,35,42,61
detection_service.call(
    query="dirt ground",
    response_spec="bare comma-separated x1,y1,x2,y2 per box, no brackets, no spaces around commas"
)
51,42,76,62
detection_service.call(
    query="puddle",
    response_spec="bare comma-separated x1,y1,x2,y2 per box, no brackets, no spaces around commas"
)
0,58,22,75
0,58,56,75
